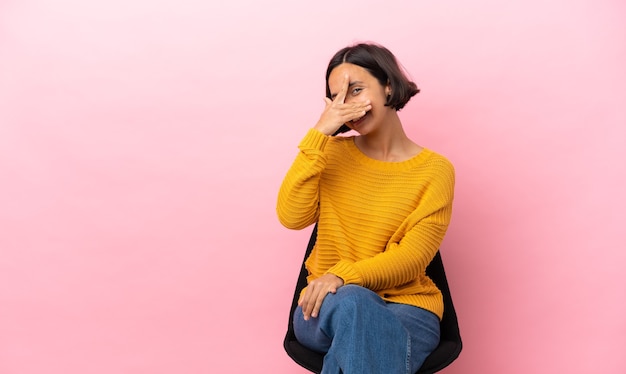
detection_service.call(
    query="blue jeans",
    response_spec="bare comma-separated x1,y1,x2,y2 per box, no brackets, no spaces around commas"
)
293,285,440,374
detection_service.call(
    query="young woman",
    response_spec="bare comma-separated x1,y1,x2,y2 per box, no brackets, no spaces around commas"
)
277,43,455,374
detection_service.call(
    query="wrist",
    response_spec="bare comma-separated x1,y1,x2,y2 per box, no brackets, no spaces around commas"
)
313,121,340,136
326,272,345,286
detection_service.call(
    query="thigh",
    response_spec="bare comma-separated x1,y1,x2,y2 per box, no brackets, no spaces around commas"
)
292,285,387,353
386,303,440,372
293,304,332,353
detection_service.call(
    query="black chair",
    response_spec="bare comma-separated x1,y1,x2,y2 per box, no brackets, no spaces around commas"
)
284,224,462,373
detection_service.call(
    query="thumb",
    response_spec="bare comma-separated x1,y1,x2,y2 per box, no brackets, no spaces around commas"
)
323,97,332,107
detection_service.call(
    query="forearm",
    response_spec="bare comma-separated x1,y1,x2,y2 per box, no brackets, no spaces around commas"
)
276,129,329,229
328,218,449,290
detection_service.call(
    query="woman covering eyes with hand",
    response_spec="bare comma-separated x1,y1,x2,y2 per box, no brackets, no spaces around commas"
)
277,43,455,374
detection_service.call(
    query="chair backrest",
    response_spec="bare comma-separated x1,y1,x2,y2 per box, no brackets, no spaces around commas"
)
284,224,462,374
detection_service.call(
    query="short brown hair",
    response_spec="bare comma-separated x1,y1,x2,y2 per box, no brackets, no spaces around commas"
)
325,43,420,111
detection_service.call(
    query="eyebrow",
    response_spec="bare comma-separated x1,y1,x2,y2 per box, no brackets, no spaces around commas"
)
330,81,364,99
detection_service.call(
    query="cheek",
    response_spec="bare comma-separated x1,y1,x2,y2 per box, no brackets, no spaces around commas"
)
368,94,387,110
348,95,376,108
345,94,366,104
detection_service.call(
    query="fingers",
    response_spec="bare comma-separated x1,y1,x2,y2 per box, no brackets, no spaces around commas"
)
314,98,370,135
311,288,327,319
334,74,350,104
334,100,371,125
330,99,371,120
299,283,326,320
343,100,371,120
298,274,344,320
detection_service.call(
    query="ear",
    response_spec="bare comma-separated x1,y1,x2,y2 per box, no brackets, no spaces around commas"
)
385,81,392,96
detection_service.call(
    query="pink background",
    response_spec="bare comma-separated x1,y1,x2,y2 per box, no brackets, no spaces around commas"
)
1,0,625,373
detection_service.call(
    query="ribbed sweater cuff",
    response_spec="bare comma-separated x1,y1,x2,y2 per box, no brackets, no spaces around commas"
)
299,128,329,151
327,260,363,286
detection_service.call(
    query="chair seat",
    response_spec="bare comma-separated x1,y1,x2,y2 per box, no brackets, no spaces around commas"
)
284,335,461,374
283,225,462,373
419,340,462,373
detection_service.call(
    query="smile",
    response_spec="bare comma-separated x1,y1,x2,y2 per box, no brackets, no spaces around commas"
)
351,113,368,127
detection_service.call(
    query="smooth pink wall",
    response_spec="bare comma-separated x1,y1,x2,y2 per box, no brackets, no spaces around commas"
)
1,1,624,373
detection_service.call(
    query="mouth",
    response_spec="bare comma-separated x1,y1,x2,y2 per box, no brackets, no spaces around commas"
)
350,112,369,128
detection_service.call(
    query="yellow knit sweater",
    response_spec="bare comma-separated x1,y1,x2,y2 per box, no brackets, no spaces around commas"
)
277,129,455,319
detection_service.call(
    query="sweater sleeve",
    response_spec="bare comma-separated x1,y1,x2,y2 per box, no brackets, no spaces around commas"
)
326,159,455,290
276,129,329,230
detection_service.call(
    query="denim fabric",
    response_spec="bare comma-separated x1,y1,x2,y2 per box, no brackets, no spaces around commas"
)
293,285,440,374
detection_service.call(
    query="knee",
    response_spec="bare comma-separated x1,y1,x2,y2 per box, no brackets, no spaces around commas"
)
335,284,374,298
325,285,384,313
319,286,390,336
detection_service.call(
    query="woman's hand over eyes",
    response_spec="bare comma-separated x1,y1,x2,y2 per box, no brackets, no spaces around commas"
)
314,74,371,135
